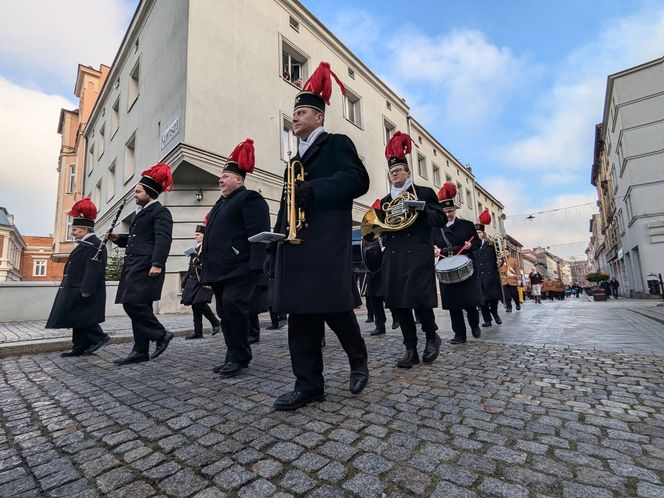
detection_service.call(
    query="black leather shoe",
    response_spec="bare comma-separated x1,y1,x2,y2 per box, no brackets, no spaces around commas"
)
185,333,203,340
422,335,442,364
212,363,225,373
350,362,369,394
218,362,245,377
151,331,174,359
365,317,374,323
493,315,502,325
266,324,278,330
84,334,110,354
481,322,492,328
391,320,400,330
113,351,149,365
515,305,521,311
211,325,221,336
506,308,513,313
397,349,419,368
248,335,260,345
471,326,481,338
370,326,386,336
61,349,85,357
274,391,325,411
449,337,466,345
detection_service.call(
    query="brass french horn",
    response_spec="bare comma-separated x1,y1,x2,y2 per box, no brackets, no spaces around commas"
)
360,189,420,242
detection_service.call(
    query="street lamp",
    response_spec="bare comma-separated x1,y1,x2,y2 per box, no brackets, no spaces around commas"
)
195,189,204,202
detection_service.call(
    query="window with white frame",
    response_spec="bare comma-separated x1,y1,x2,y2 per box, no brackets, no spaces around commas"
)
281,116,299,162
111,97,120,137
383,119,395,144
67,164,76,193
432,164,441,186
124,132,136,183
88,143,95,173
343,89,362,128
128,61,140,109
98,123,106,158
33,259,47,277
65,215,74,241
625,193,633,221
618,209,625,233
95,180,102,208
456,182,463,204
478,202,483,213
492,212,496,227
466,188,472,206
417,154,427,178
282,40,307,88
107,162,116,200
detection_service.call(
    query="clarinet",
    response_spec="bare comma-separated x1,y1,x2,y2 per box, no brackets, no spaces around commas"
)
92,197,128,262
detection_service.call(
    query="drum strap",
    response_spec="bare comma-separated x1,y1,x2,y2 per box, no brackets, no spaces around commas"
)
440,229,453,249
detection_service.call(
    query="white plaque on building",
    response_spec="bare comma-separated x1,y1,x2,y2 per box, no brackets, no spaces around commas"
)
160,115,180,150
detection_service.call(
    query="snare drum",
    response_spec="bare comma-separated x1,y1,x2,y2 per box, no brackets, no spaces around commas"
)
435,255,474,284
352,229,382,273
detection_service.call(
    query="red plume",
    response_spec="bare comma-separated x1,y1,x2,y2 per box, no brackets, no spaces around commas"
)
302,62,346,105
478,209,492,225
437,182,457,201
372,199,382,210
227,138,255,173
69,197,97,220
385,131,414,160
141,162,174,192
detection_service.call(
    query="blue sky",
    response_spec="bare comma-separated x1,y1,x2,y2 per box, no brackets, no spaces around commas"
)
1,0,663,259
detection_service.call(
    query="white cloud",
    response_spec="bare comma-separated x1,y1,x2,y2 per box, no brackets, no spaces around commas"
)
0,77,75,235
332,8,382,51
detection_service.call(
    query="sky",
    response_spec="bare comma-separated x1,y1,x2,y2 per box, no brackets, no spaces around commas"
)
1,0,663,260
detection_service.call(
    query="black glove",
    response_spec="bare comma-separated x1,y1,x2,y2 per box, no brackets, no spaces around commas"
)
295,180,315,209
263,252,275,279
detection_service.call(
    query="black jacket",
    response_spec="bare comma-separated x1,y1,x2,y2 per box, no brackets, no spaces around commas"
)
272,132,370,314
180,245,213,306
46,235,106,328
114,201,173,304
434,217,483,309
529,272,543,285
473,241,503,302
380,185,445,309
201,186,270,283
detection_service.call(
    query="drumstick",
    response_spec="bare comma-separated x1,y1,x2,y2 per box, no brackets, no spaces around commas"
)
454,236,475,257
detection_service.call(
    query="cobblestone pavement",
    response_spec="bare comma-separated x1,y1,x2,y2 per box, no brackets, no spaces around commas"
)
2,299,664,496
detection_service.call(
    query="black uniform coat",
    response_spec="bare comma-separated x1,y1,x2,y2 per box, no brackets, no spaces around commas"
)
46,235,107,328
380,185,445,309
272,132,370,314
115,201,173,304
201,186,270,284
180,246,214,306
433,217,483,309
473,241,503,302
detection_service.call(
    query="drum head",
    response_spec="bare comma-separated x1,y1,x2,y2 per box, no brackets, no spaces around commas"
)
435,255,470,272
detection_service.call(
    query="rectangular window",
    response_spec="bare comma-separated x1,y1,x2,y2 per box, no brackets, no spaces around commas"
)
417,154,427,178
383,119,395,144
98,123,106,158
282,40,307,88
456,182,463,204
478,202,483,213
445,173,452,183
128,61,140,110
289,16,299,32
65,215,74,241
95,180,102,208
67,164,76,193
625,193,633,220
107,162,116,200
347,67,355,79
343,89,362,128
432,164,441,186
386,101,391,110
88,143,95,174
124,133,136,183
33,260,47,277
281,116,299,162
111,97,119,137
618,209,625,233
492,212,496,227
466,188,472,206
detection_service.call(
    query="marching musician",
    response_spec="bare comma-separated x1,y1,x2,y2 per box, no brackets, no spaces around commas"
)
529,267,544,304
46,198,110,356
473,210,503,328
109,163,174,364
376,132,445,367
180,224,221,339
500,252,521,312
266,62,370,410
201,139,270,377
434,183,483,344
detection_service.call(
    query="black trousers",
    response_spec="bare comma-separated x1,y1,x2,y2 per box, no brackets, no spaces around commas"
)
480,300,499,323
269,311,286,327
503,285,520,309
123,302,167,354
366,294,374,320
211,275,257,366
249,314,260,339
449,307,480,340
288,311,367,395
72,325,107,351
191,303,219,335
367,296,386,328
394,308,437,350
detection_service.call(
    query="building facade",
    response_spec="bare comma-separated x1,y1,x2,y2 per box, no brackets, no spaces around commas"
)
81,0,506,311
570,260,590,287
20,236,65,282
0,208,25,281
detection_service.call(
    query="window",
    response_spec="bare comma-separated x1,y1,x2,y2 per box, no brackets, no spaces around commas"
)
65,215,74,241
383,119,395,144
445,173,452,183
343,89,362,128
107,162,116,200
128,60,140,109
124,133,136,183
417,154,427,178
456,182,463,204
618,209,625,233
289,16,299,32
625,193,633,221
492,212,496,228
466,188,472,206
67,165,76,193
33,260,47,277
88,143,95,173
432,164,441,186
282,40,307,88
417,135,423,145
95,180,102,208
98,124,105,158
111,97,119,137
478,202,483,213
386,101,391,110
347,67,355,79
611,163,617,193
281,116,298,162
433,148,437,157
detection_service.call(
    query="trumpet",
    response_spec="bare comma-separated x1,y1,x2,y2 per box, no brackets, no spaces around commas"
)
284,154,307,244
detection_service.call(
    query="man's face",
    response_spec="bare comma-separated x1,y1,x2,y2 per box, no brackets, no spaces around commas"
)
71,226,89,240
194,232,204,243
134,184,152,205
292,107,323,140
443,207,456,221
388,165,411,188
477,230,486,240
219,171,243,197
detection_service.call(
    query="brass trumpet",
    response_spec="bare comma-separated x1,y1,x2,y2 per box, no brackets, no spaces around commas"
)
360,189,420,241
284,155,307,244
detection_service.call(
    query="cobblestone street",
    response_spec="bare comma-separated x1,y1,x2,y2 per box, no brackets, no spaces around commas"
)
2,298,664,497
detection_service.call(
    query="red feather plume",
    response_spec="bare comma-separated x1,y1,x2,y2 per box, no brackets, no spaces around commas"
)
385,131,414,160
302,62,346,105
227,138,255,173
69,197,97,220
437,182,457,202
478,209,492,225
371,198,382,210
141,162,174,192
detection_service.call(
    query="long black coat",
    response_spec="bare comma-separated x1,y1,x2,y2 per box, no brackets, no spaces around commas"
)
380,185,445,309
180,246,213,306
201,186,270,283
272,132,370,314
115,201,173,304
433,218,483,309
46,235,106,329
473,241,503,302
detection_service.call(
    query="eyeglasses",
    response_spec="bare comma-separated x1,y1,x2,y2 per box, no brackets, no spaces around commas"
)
389,167,406,175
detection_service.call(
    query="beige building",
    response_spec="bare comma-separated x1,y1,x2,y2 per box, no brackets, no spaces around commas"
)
82,0,506,311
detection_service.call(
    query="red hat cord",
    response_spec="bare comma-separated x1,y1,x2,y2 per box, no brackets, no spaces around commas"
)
437,182,457,202
385,131,415,161
478,209,492,225
69,197,97,219
141,162,174,192
227,138,255,174
302,62,346,105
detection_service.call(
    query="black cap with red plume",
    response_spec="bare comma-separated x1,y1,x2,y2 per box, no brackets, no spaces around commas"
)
475,209,491,231
69,197,97,228
437,182,458,209
139,163,174,198
294,62,346,114
385,131,415,169
223,139,255,178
